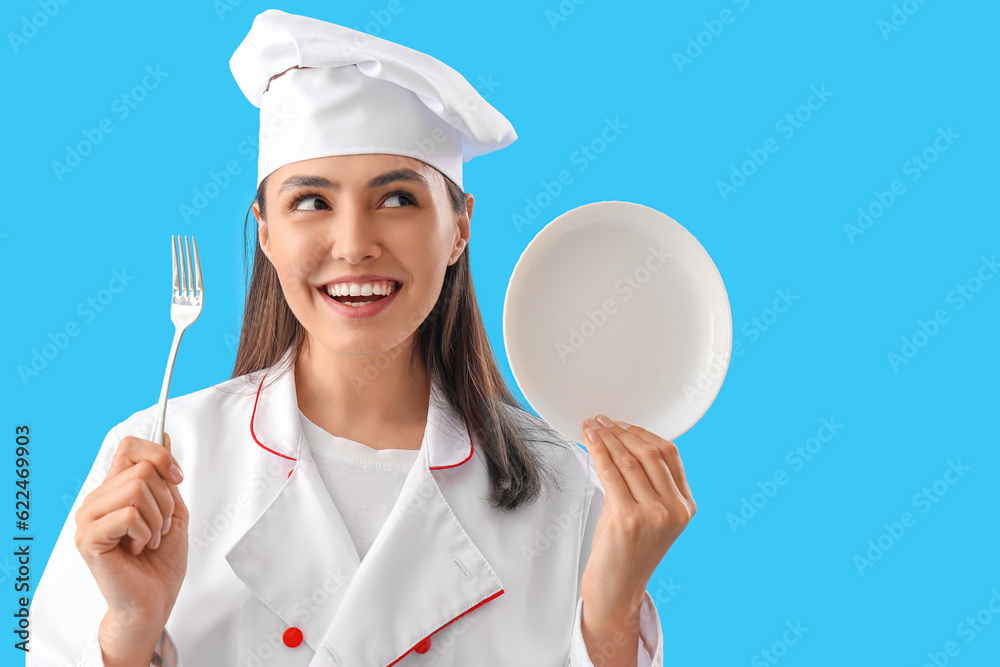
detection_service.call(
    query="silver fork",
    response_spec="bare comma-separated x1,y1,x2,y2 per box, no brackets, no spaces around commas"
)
149,235,204,446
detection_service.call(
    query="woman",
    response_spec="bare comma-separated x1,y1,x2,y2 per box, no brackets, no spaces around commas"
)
29,9,695,666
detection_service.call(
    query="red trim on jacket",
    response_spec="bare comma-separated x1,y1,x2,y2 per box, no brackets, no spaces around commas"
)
386,589,506,666
249,369,475,466
429,430,474,470
250,371,297,462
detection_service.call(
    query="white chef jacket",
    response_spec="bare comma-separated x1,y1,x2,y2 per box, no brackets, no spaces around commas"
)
297,410,419,562
28,347,664,666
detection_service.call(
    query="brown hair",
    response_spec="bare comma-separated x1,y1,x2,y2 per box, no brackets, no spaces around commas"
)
230,171,567,513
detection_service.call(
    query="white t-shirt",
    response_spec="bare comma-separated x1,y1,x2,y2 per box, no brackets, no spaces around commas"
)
297,410,421,561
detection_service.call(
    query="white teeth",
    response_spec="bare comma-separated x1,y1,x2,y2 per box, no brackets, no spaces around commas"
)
324,280,396,298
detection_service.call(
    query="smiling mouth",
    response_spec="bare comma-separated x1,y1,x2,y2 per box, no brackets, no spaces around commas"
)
320,281,399,307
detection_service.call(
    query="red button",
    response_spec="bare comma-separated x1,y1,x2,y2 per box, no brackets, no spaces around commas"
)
283,627,303,648
414,636,432,653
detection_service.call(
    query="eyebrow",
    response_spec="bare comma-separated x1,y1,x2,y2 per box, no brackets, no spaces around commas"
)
276,169,429,196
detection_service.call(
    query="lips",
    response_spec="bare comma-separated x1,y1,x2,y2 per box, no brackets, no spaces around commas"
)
317,280,401,318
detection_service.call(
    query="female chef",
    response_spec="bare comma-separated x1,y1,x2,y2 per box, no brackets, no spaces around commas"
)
29,9,695,667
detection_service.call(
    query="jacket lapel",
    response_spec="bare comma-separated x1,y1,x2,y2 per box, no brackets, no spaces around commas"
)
225,350,506,665
225,352,361,651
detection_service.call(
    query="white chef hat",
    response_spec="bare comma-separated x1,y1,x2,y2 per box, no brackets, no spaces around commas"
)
229,8,517,191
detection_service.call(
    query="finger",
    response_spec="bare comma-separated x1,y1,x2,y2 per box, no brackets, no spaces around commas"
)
162,471,189,536
591,424,662,506
163,432,173,455
107,435,184,484
161,432,178,536
615,421,695,503
606,424,686,503
77,465,171,542
82,506,155,557
86,456,176,515
78,472,164,532
583,422,639,507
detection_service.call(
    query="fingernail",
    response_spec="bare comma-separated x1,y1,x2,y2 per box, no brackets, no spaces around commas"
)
162,517,172,535
151,532,160,549
168,464,184,483
596,415,614,427
614,420,631,429
585,428,598,443
584,418,600,430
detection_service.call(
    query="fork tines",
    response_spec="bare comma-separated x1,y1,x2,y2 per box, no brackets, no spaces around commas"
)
171,235,202,300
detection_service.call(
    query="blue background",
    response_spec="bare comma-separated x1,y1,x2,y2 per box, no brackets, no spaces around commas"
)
5,0,998,664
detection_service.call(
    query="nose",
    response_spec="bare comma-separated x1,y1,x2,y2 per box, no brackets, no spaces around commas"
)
328,202,381,264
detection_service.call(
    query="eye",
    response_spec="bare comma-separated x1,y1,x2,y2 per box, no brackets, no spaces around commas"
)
291,194,330,211
382,192,417,208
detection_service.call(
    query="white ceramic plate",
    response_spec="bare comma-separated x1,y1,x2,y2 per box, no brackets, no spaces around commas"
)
503,201,732,445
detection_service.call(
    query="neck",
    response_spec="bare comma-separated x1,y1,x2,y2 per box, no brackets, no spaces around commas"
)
293,336,431,450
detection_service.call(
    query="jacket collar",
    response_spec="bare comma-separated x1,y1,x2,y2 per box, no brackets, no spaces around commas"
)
226,347,505,666
247,346,474,470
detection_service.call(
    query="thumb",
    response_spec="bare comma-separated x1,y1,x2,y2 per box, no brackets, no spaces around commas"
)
161,433,184,485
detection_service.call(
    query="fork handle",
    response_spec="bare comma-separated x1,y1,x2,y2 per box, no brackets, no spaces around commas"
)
149,327,186,446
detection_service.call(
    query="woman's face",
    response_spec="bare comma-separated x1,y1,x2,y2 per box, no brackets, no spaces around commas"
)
254,153,471,362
